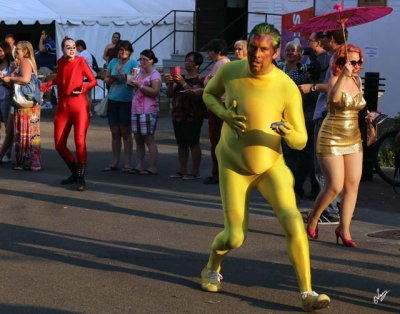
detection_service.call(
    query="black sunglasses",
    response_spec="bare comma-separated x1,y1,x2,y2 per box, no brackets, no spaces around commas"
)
336,57,363,67
349,60,363,67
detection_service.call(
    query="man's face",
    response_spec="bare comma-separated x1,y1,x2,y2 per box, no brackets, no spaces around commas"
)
5,37,15,47
308,33,318,53
247,34,279,75
112,34,120,45
320,34,332,52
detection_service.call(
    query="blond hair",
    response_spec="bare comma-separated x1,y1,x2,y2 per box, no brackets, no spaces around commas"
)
16,41,38,74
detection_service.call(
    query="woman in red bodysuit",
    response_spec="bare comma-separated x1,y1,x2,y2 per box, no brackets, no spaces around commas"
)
41,37,96,191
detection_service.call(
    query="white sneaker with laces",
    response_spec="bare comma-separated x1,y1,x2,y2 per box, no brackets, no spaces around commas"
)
1,155,11,163
200,268,223,292
301,291,330,312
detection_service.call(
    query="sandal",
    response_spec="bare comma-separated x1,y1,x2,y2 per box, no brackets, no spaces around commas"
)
128,168,141,174
139,169,158,175
182,174,202,180
102,165,120,172
122,167,132,173
169,172,184,179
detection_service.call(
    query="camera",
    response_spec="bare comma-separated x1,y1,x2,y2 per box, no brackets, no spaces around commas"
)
296,48,322,81
303,47,317,61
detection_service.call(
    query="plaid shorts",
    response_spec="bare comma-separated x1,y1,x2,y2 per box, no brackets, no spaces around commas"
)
131,112,158,135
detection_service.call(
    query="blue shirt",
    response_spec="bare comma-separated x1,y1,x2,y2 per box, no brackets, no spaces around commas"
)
107,58,139,102
0,64,12,100
35,38,57,71
313,52,333,120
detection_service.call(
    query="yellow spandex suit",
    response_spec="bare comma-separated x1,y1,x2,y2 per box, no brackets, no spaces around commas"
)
203,59,312,292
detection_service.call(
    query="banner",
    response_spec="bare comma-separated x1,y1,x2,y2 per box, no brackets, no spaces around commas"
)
280,7,313,59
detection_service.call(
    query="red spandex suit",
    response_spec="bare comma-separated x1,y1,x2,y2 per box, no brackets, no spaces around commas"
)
41,53,96,191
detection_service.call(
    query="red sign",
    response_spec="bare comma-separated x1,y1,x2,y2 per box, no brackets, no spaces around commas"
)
281,7,314,59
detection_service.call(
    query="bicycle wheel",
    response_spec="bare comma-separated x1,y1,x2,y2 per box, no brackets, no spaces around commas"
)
373,130,400,186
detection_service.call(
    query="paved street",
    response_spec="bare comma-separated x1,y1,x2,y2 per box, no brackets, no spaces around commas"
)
0,110,399,313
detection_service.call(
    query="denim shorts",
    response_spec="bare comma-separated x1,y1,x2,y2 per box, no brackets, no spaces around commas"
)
107,99,132,126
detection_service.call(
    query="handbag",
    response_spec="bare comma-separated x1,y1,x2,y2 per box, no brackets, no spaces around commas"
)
366,123,378,147
94,95,108,117
13,74,43,109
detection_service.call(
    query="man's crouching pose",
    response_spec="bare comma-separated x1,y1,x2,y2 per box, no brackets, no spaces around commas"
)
200,23,330,312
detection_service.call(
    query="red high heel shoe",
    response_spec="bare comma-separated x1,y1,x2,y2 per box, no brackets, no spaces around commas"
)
306,212,318,239
335,227,357,247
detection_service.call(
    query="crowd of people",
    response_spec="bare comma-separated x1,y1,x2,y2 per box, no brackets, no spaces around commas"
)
0,22,371,311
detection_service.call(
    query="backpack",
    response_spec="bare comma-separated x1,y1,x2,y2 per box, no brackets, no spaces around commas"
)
91,54,100,73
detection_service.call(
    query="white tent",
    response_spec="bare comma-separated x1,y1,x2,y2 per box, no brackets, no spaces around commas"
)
0,0,195,67
0,0,58,24
37,0,195,67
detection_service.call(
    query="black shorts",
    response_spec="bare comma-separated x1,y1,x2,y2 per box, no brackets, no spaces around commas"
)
107,99,131,126
173,117,203,147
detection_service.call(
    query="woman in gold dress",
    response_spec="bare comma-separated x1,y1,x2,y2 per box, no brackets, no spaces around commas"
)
306,44,366,247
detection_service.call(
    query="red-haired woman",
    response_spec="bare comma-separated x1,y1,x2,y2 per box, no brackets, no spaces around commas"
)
41,37,96,191
306,44,365,247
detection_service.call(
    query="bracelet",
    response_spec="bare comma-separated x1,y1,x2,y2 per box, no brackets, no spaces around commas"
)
139,84,144,90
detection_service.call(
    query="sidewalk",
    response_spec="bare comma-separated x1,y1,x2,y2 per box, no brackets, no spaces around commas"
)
0,112,398,313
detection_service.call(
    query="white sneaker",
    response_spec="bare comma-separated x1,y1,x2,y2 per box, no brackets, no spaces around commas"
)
1,155,11,163
200,268,223,292
301,291,330,311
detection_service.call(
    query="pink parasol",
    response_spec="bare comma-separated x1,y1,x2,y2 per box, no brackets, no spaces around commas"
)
290,2,393,33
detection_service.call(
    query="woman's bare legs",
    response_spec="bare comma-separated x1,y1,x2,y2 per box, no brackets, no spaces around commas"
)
190,143,201,176
0,113,14,160
177,146,189,174
109,125,121,167
309,156,344,230
340,152,363,239
143,134,158,173
120,124,133,169
134,134,145,171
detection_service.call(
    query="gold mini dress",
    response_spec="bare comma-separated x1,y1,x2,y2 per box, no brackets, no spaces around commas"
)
317,82,366,156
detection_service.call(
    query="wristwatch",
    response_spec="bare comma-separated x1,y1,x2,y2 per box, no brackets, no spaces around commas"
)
311,84,317,92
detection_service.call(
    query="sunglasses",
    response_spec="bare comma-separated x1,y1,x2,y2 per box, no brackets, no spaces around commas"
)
336,57,363,67
349,59,363,67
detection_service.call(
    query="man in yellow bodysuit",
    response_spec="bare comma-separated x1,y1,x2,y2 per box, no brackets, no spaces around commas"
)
200,23,330,312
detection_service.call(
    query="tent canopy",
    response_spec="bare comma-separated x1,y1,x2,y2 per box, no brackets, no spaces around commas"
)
0,0,58,24
0,0,195,64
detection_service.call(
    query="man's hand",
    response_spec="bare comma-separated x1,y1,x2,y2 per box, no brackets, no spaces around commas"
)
221,100,246,138
298,84,312,95
272,120,294,137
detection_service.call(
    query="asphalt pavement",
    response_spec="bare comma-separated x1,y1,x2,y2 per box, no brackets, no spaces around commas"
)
0,109,399,313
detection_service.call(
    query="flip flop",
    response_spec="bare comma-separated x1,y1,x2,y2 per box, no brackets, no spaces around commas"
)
122,167,132,173
182,174,202,180
169,172,184,179
102,166,120,172
128,168,141,174
139,169,158,175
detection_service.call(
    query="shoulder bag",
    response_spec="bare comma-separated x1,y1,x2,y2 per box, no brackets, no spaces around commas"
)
13,74,43,109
